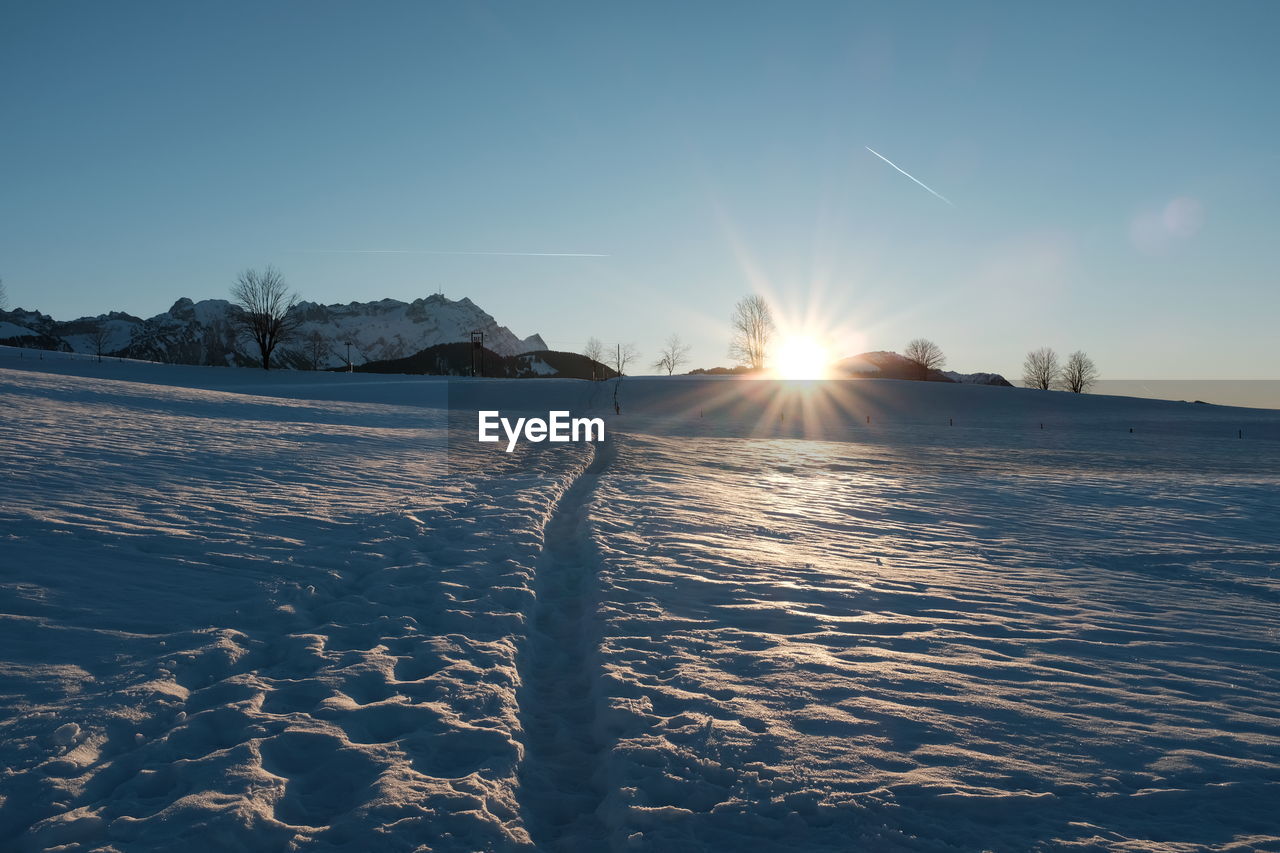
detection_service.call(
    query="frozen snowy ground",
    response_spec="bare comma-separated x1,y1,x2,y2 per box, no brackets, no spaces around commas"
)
2,350,1278,851
590,432,1280,851
0,359,591,851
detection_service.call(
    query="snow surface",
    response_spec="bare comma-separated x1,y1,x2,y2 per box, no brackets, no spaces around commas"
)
60,318,137,357
523,356,560,377
0,321,37,339
2,348,1279,852
940,370,1007,385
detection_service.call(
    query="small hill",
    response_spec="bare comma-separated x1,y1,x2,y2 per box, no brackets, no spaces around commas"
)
834,351,1012,386
349,343,617,380
688,365,756,376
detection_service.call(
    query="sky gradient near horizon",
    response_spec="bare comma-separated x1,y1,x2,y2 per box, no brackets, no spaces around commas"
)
3,1,1277,379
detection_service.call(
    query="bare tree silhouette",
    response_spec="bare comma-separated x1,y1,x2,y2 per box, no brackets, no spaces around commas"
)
582,337,605,380
1023,347,1060,390
653,334,691,375
88,321,111,363
729,295,774,370
230,266,300,370
611,342,640,376
304,330,331,370
904,338,946,380
1061,350,1098,393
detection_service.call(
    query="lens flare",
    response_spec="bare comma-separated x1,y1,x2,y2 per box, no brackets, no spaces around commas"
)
772,335,832,380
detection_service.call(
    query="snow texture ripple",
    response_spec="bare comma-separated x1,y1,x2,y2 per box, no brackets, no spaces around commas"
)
2,350,1279,852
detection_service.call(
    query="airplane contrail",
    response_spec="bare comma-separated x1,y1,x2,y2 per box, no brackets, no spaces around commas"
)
864,146,955,207
293,249,609,257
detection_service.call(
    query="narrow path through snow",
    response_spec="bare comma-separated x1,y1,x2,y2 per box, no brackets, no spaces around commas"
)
516,438,614,850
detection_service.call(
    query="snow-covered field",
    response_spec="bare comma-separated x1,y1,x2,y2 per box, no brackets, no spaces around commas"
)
2,348,1278,852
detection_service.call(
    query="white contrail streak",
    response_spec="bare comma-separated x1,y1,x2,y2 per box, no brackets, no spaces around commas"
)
294,249,609,257
864,146,955,207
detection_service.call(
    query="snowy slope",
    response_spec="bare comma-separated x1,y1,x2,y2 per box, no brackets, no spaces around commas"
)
0,321,37,338
0,363,585,850
940,369,1012,385
586,432,1280,850
2,352,1279,851
834,352,1012,385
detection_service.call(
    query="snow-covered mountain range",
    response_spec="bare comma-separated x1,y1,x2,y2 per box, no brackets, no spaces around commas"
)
0,294,546,369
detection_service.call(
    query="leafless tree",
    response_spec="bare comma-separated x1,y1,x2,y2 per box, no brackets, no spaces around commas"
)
0,277,8,311
612,342,640,376
230,265,300,370
653,334,691,376
582,336,605,379
304,330,331,370
1060,350,1098,393
729,295,775,370
1023,347,1060,390
88,321,111,363
903,338,946,380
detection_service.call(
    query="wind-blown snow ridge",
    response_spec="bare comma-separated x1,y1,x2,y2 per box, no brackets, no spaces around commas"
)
0,366,579,850
2,353,1279,852
585,433,1280,850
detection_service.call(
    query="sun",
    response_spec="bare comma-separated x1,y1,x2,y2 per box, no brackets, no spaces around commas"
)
771,335,832,380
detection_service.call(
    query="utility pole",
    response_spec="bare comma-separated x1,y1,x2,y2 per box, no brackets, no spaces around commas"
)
470,331,484,377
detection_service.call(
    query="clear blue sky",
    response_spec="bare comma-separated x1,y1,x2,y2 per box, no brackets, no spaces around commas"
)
3,1,1277,378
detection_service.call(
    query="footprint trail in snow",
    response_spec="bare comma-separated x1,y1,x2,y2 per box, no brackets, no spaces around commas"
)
516,439,615,850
